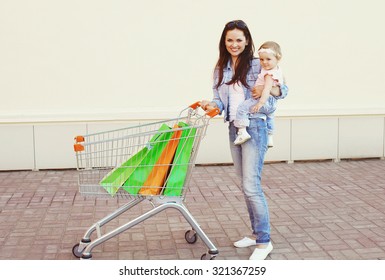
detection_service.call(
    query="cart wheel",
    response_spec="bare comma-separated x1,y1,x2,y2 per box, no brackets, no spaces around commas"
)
201,253,216,260
185,230,197,244
72,243,83,258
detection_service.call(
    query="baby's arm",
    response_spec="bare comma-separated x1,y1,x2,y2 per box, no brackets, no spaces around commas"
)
251,75,274,113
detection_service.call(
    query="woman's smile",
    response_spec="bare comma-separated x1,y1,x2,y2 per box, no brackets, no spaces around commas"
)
225,29,248,58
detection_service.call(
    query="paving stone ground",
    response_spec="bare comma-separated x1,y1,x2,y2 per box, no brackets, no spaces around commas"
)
0,159,385,260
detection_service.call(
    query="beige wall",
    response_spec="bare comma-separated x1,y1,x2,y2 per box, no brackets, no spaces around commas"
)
1,0,385,170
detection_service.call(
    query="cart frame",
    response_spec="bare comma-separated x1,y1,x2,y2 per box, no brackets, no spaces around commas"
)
72,102,220,260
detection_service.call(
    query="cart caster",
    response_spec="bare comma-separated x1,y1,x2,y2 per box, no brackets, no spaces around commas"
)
185,230,197,244
72,243,83,258
80,253,92,260
72,238,91,259
201,253,216,260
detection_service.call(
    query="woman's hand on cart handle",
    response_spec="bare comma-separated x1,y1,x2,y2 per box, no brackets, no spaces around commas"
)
199,100,219,118
200,100,217,111
189,101,219,117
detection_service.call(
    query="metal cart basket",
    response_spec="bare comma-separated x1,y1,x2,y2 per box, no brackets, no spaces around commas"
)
72,102,220,260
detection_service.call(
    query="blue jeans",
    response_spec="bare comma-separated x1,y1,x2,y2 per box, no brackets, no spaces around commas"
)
229,118,270,244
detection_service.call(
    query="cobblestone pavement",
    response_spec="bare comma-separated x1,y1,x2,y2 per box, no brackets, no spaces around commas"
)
0,159,385,260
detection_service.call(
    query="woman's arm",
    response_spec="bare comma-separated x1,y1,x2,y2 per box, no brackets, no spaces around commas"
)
276,83,288,99
201,69,224,112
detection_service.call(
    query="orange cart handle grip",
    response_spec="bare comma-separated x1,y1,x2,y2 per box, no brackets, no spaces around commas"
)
74,136,85,142
189,101,220,118
205,107,220,118
189,101,201,110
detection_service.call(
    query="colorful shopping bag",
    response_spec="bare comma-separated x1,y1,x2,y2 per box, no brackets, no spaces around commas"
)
163,122,196,196
122,124,176,195
138,127,182,195
99,123,170,195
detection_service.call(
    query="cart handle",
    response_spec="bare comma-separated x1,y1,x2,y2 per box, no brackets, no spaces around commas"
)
189,101,220,118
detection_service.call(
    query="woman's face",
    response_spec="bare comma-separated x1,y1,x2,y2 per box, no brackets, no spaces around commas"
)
225,28,248,59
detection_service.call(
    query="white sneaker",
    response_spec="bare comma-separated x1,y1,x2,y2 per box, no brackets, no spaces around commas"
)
249,242,273,260
233,237,257,248
267,134,274,148
234,130,251,145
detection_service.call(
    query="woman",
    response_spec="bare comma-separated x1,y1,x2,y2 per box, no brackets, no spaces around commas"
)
201,20,288,260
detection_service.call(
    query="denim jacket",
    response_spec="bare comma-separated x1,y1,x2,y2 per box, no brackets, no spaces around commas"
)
212,58,288,122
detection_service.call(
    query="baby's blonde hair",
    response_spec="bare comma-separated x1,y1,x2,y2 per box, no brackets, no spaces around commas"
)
258,41,282,60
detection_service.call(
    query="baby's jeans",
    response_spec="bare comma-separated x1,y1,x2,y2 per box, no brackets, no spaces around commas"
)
234,97,276,134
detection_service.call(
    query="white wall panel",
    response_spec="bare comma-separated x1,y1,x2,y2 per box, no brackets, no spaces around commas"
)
0,125,34,170
34,124,86,169
291,118,338,161
265,118,291,162
1,115,385,170
338,117,384,159
87,121,142,135
195,119,232,164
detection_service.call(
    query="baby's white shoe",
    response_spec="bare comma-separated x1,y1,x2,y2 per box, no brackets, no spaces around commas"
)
234,129,251,145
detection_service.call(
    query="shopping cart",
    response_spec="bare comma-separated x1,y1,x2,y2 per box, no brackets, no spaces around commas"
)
72,102,220,260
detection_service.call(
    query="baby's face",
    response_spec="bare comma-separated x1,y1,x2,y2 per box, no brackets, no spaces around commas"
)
259,52,279,71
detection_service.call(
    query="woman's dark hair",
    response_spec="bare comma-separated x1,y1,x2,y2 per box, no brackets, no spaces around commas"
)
215,20,255,89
